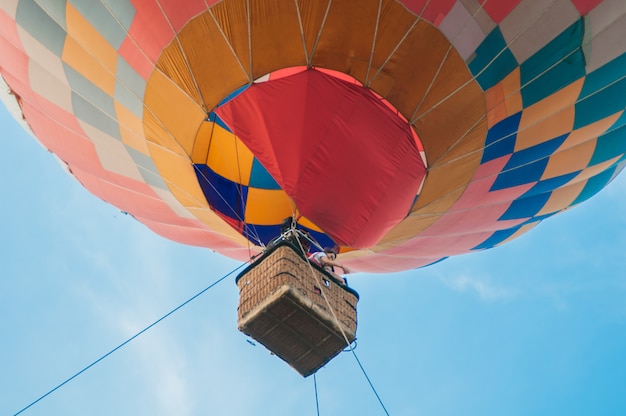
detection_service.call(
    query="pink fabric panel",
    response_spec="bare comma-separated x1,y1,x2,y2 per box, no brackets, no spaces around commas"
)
216,69,426,248
124,0,176,66
159,0,208,32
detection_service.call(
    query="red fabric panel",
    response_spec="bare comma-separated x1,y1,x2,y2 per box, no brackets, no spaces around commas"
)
159,0,207,32
125,0,176,65
216,69,427,248
482,0,522,24
571,0,603,15
399,0,456,25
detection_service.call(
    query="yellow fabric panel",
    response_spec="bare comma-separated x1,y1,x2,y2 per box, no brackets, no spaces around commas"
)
516,79,583,151
64,4,116,95
144,70,206,156
248,0,308,78
178,9,250,110
542,140,595,180
413,152,482,212
516,105,575,152
206,125,254,185
115,101,149,155
186,207,252,243
497,222,537,246
572,156,621,182
244,188,295,225
191,121,214,164
560,112,622,152
156,40,202,106
378,213,442,246
537,181,586,215
296,215,323,233
412,81,486,165
485,69,522,127
147,142,208,208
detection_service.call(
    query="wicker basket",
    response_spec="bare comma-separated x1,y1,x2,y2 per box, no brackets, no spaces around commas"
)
236,242,359,377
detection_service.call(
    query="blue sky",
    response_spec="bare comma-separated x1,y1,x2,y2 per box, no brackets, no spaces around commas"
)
1,102,626,416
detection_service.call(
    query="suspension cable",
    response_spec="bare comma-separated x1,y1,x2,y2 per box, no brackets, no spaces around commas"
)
292,233,390,415
13,261,249,416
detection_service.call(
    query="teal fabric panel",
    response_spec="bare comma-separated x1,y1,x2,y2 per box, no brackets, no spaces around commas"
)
249,158,281,190
468,27,518,91
16,0,66,57
574,76,626,129
572,166,617,205
520,19,586,107
579,52,626,100
589,124,626,166
69,0,130,49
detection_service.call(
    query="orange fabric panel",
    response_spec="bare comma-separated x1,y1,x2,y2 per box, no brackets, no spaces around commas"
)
542,140,595,180
144,70,206,156
485,68,523,127
115,102,149,154
516,105,575,151
297,0,330,60
210,0,251,77
244,188,295,225
147,141,208,208
376,21,450,120
156,40,203,105
516,79,583,151
64,4,116,95
498,222,538,246
309,0,379,76
186,207,253,243
573,156,622,182
177,10,250,110
412,81,486,165
191,121,214,163
378,213,442,245
248,0,308,78
537,181,586,215
560,112,622,152
434,114,487,166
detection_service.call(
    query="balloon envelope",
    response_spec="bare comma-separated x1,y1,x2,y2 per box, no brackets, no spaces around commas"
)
1,0,625,272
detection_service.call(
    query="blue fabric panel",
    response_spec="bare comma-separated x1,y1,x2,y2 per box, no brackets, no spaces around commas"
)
522,172,579,198
218,84,249,106
499,192,551,220
574,76,626,129
468,27,518,91
491,158,548,190
520,19,585,107
243,224,282,246
249,158,281,190
481,112,521,163
590,124,626,166
472,226,522,250
102,0,136,33
207,112,233,132
572,166,617,205
504,135,567,171
194,165,247,221
579,52,626,100
520,213,554,226
16,0,66,56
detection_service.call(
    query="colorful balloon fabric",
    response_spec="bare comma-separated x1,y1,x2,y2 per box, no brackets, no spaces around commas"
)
1,0,625,272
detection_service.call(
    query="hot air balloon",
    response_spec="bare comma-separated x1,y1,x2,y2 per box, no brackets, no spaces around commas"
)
2,0,626,385
1,0,625,274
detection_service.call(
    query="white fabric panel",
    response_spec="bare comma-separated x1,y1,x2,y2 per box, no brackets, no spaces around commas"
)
0,0,18,17
500,0,579,64
79,119,144,182
584,0,626,72
440,1,486,61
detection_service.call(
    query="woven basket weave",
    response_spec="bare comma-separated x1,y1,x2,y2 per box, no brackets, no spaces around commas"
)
236,242,359,376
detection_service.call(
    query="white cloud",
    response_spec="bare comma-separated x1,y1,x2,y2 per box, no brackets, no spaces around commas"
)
440,274,516,301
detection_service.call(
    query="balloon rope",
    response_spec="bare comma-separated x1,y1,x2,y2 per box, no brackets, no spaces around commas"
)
314,373,321,416
12,261,249,416
294,238,390,416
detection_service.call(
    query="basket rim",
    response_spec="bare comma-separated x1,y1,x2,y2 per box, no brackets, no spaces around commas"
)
235,240,360,299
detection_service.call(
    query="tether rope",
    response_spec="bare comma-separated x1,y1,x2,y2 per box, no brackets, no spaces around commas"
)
314,373,321,416
293,231,390,416
13,261,249,416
